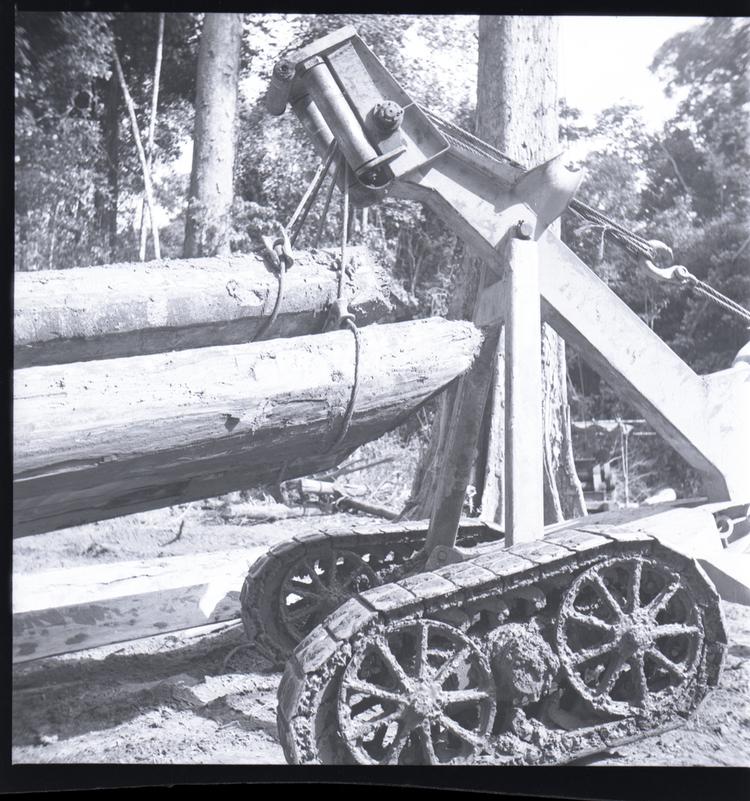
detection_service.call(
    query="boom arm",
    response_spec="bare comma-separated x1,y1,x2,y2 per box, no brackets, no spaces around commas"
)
267,26,750,504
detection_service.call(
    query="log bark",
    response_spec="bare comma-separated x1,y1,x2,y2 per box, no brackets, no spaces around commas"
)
13,318,482,537
14,246,391,367
183,13,243,258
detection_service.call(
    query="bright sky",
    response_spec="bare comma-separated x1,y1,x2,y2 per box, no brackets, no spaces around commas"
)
559,16,705,131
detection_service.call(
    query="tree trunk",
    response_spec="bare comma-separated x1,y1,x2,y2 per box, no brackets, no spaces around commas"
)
139,12,165,261
183,13,243,258
406,15,585,525
477,15,585,523
113,48,161,260
14,247,392,367
13,318,482,537
103,73,119,261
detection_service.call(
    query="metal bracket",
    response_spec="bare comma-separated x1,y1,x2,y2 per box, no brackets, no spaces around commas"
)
424,545,467,571
261,225,294,272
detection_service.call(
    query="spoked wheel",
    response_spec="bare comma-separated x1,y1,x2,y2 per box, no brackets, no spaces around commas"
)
337,619,496,764
556,556,705,717
241,543,381,662
280,550,379,642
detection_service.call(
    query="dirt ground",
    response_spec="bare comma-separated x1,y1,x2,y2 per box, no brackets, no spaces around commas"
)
11,500,750,766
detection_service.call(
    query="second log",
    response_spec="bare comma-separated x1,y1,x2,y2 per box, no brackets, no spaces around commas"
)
14,318,483,537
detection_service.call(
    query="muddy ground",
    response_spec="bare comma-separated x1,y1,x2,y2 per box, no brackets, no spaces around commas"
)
11,501,750,766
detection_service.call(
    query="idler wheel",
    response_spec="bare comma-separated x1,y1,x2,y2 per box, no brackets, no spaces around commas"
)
490,621,560,707
279,549,379,643
241,542,380,662
556,556,705,717
337,619,496,764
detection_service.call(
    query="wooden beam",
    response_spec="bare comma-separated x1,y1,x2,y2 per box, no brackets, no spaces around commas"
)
14,318,483,537
13,547,266,662
423,322,501,557
14,246,391,367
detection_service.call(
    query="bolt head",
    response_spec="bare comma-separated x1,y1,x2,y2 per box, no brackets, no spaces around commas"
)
372,101,404,132
274,59,295,81
516,220,534,240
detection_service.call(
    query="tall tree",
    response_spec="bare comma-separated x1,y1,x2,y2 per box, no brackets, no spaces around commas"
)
183,13,243,257
407,16,585,524
113,46,161,259
138,12,165,261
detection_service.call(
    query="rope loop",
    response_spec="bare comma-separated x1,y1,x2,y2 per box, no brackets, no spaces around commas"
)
263,224,294,271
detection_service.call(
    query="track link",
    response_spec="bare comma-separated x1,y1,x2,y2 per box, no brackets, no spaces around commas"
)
275,521,726,765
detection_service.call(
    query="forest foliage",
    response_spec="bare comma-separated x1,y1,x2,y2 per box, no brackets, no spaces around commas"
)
14,13,750,499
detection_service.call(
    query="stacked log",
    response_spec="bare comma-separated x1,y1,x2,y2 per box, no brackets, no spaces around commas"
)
13,248,484,664
14,247,391,367
14,317,483,536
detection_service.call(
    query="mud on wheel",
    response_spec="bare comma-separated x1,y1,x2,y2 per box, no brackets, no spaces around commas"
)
337,619,496,764
241,539,382,662
276,528,726,765
556,556,705,717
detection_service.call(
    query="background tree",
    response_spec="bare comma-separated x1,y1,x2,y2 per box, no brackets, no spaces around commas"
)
561,18,750,501
183,13,243,257
407,16,586,524
15,11,200,269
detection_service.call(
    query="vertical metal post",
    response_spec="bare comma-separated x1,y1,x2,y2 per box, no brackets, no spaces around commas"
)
504,223,544,545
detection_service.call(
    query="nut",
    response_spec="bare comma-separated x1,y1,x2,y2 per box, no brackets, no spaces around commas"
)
372,101,404,133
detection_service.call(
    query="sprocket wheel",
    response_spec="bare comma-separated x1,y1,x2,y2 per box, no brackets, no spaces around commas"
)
556,556,705,717
280,549,379,642
337,619,496,764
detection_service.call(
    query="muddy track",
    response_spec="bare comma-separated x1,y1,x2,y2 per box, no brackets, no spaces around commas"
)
12,600,750,765
11,510,750,767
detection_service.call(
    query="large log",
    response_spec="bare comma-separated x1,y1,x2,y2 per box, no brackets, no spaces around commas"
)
14,246,391,367
14,318,482,537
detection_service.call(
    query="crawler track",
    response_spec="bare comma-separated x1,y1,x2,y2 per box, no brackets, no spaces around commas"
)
274,521,726,765
240,520,498,663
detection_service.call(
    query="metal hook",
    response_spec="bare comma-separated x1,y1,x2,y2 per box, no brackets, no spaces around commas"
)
641,240,691,284
262,224,294,272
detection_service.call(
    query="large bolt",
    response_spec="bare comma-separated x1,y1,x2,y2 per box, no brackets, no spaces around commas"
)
515,220,534,240
372,101,404,133
273,59,295,82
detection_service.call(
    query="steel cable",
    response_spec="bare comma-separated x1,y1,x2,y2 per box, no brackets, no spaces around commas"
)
425,106,750,323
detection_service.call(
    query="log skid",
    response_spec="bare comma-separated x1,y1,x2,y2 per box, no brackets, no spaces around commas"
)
14,318,483,537
14,246,391,367
13,548,266,662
